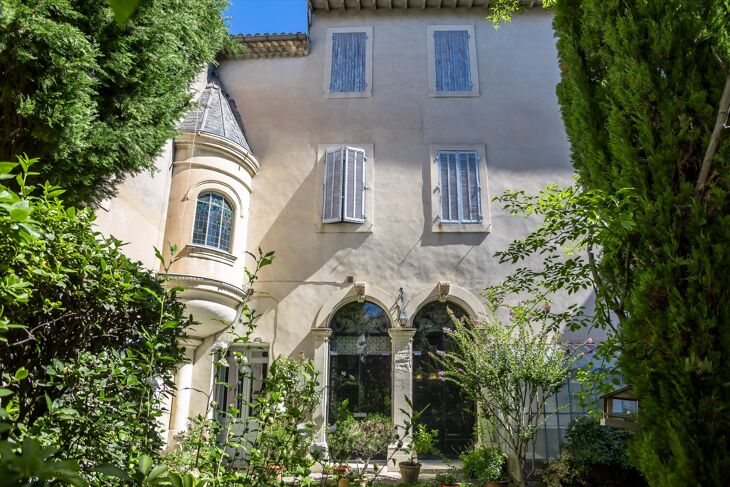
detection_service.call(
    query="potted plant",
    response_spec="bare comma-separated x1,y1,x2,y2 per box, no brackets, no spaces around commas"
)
398,423,437,484
481,448,509,487
435,466,460,487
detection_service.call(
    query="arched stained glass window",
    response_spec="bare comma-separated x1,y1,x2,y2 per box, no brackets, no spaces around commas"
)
328,301,391,422
192,192,233,252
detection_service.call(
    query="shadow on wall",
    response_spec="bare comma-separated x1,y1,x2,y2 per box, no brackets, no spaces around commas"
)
254,159,370,288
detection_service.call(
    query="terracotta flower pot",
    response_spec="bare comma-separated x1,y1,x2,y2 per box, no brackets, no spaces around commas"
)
265,464,285,480
399,462,422,484
337,478,350,487
440,483,460,487
486,481,509,487
332,464,351,477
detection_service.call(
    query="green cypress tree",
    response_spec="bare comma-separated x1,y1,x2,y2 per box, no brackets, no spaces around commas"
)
0,0,230,205
552,1,730,484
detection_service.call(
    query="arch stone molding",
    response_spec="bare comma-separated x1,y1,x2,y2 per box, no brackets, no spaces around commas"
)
404,283,486,327
312,282,397,329
184,180,245,219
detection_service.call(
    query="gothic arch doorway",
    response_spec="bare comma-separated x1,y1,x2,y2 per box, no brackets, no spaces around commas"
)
328,301,392,422
413,301,476,457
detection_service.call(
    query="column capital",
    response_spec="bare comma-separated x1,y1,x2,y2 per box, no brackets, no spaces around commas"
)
310,327,333,342
388,327,416,340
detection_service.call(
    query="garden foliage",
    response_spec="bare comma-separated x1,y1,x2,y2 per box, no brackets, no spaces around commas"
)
552,1,730,484
485,1,730,483
0,156,190,482
542,416,645,487
0,0,230,205
431,306,585,486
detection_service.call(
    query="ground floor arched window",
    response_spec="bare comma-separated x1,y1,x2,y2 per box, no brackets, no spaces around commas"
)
328,301,391,422
413,300,475,457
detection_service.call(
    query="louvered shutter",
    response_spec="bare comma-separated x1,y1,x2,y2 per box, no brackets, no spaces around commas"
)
343,147,366,223
323,147,344,223
434,30,472,92
438,151,459,222
438,150,482,223
330,32,367,93
459,151,481,222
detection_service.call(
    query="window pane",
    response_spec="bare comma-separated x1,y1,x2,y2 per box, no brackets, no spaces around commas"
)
413,301,474,457
220,202,233,252
206,202,222,247
192,194,211,245
331,32,367,93
434,30,471,92
329,301,391,421
323,148,344,223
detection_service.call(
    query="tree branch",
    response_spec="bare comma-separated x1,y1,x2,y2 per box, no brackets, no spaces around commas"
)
696,71,730,194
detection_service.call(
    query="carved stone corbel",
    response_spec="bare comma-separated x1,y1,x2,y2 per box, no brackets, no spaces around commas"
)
354,282,366,302
437,281,451,302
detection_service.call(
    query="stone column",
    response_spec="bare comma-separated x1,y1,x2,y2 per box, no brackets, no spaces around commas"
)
167,338,203,444
388,327,416,466
311,328,333,445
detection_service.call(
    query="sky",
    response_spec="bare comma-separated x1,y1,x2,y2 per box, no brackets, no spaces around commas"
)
225,0,308,36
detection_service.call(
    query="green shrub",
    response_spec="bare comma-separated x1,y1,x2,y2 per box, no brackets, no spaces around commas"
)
460,447,507,482
542,416,645,487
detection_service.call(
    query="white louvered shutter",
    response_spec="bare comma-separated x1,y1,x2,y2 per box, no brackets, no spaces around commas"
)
323,147,344,223
343,147,366,223
433,30,472,92
330,32,367,93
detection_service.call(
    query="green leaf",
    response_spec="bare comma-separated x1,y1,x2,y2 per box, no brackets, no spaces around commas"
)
0,389,12,398
94,464,132,481
108,0,140,26
137,454,153,475
14,367,28,380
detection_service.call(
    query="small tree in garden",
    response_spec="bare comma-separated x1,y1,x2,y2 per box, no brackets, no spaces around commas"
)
431,304,584,486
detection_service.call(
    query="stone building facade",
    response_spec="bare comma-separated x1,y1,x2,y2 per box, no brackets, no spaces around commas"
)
95,1,592,461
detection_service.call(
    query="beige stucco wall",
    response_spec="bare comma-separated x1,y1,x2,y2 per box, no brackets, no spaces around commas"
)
218,8,586,365
94,143,173,269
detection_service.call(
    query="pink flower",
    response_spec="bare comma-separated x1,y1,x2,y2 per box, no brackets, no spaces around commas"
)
458,368,465,374
442,327,454,334
436,350,446,357
586,338,593,345
543,303,552,312
437,371,446,381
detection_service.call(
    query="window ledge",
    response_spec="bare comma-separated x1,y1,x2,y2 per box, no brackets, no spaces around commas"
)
182,244,237,266
315,221,374,233
428,90,480,98
431,221,491,233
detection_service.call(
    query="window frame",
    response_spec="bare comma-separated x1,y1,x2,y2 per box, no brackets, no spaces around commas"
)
315,143,374,233
429,144,490,233
191,191,235,253
324,26,374,99
213,343,269,421
427,25,479,98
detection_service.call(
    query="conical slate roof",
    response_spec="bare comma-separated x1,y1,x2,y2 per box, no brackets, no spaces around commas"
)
179,76,250,151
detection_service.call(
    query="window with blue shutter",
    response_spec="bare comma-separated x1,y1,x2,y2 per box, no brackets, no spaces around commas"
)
192,192,234,251
437,150,482,223
330,32,367,93
428,25,478,97
323,146,367,224
434,30,471,92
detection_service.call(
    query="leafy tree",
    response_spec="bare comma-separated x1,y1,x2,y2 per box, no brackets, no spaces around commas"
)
0,156,191,477
553,2,730,484
0,0,230,205
488,1,730,484
431,304,586,486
